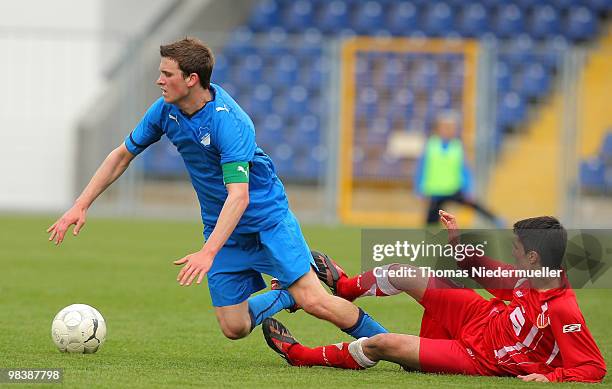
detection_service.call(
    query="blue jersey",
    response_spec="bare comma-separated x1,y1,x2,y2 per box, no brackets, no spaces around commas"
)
124,83,288,233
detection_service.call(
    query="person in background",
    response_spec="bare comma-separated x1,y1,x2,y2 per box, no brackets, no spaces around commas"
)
414,110,502,226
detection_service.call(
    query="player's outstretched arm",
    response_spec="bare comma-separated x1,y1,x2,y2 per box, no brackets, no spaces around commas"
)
47,143,135,245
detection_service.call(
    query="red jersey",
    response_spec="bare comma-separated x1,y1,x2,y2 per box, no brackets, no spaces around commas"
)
457,256,606,383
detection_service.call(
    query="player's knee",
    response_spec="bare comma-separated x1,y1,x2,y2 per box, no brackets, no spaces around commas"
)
219,320,250,340
365,334,419,360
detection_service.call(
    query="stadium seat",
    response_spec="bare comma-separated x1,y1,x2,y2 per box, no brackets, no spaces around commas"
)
353,1,385,34
283,0,315,32
580,158,606,192
249,0,281,32
585,0,612,14
530,5,561,40
317,0,351,34
299,57,329,89
518,63,551,100
458,3,489,38
496,61,512,94
224,27,256,56
423,2,454,37
601,132,612,161
258,27,290,57
270,55,299,86
498,91,527,128
495,4,525,39
387,1,419,36
294,28,324,57
251,84,274,117
501,34,535,66
567,6,598,42
236,54,264,85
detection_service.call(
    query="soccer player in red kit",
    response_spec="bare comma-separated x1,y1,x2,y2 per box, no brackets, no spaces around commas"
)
263,211,606,383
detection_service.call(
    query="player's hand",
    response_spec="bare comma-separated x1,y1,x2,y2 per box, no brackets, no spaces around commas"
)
46,204,88,245
439,209,459,244
517,374,550,382
174,249,214,286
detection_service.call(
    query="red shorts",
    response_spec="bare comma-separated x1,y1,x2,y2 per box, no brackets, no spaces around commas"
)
417,277,498,376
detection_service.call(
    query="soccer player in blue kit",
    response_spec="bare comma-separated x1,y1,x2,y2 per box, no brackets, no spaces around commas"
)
47,38,386,341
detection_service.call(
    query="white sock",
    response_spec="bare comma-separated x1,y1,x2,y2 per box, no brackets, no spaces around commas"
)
348,337,378,368
376,264,402,296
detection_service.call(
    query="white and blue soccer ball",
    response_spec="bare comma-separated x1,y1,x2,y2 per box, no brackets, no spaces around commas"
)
51,304,106,353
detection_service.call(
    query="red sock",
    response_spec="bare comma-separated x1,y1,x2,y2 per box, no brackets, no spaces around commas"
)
287,343,363,369
337,268,400,301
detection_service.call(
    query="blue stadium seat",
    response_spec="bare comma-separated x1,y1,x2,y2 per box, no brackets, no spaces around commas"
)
495,4,525,39
601,132,612,160
271,143,295,177
294,28,324,57
283,0,315,32
257,114,284,146
549,0,580,10
458,3,488,37
423,2,454,37
502,34,535,66
498,92,527,128
317,0,351,34
357,87,379,117
567,6,598,41
585,0,612,13
495,61,512,94
387,1,419,36
224,27,255,56
580,158,606,191
353,1,385,34
285,86,309,117
251,84,273,117
530,5,561,40
518,63,551,100
299,57,329,88
212,53,229,83
381,57,404,87
236,54,263,85
258,27,290,56
411,60,439,90
538,37,568,70
249,0,280,32
270,55,299,86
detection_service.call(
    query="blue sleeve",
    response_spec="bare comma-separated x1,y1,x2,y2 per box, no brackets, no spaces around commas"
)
213,114,256,164
414,153,426,195
124,98,164,156
461,157,474,195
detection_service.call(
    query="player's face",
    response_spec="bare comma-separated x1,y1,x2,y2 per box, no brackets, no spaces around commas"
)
156,57,189,103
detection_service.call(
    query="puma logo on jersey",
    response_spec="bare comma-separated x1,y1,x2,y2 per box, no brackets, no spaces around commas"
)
237,166,248,177
563,324,581,333
216,105,229,113
169,113,179,126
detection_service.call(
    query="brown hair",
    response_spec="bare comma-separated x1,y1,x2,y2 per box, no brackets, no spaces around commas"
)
160,37,214,88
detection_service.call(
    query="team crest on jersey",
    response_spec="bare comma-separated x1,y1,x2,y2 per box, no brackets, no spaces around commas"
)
536,312,550,329
198,127,210,146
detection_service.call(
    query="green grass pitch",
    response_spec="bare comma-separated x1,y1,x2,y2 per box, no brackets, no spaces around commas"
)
0,215,609,388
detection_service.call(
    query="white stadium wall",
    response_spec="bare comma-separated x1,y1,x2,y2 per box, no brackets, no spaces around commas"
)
0,0,170,212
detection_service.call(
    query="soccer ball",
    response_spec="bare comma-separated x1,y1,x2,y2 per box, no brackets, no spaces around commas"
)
51,304,107,353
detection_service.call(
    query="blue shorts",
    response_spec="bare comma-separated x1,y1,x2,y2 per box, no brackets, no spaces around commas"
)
205,210,312,307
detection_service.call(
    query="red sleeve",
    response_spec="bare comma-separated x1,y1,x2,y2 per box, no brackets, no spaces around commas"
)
456,254,518,300
543,296,606,383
